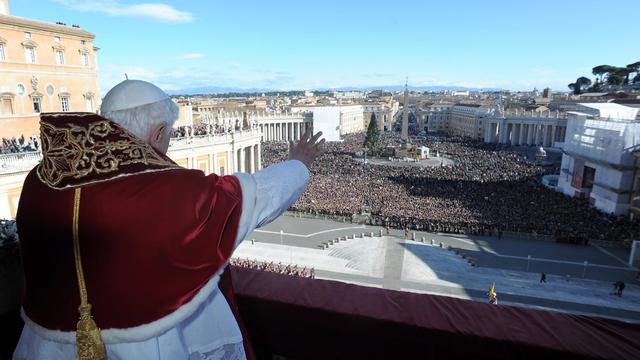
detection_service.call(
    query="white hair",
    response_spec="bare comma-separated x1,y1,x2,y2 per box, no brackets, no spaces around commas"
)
101,98,179,140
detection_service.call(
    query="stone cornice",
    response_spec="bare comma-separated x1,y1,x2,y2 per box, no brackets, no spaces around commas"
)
21,39,38,48
0,14,95,39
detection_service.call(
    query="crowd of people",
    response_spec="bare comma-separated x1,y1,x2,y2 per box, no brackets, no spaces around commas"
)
171,124,214,138
0,136,39,154
261,133,640,244
0,219,18,250
231,258,316,278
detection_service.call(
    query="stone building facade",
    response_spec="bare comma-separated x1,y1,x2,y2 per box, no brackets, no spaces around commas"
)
0,1,100,138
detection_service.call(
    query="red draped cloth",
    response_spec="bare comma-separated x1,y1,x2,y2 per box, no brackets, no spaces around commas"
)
17,113,247,343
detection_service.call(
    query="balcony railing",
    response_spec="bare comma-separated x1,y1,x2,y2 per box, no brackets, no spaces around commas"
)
2,264,639,358
0,151,42,173
169,128,262,149
0,129,262,174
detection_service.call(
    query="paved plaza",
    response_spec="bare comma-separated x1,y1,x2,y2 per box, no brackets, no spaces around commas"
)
242,214,640,322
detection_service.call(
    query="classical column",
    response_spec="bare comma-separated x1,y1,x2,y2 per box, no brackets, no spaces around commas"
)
212,153,217,175
484,122,491,143
249,145,255,173
239,147,246,173
229,150,235,174
257,143,262,171
519,123,526,145
499,121,507,143
511,124,517,145
534,124,541,145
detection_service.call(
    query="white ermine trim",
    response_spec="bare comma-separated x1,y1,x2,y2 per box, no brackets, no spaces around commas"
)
22,263,231,344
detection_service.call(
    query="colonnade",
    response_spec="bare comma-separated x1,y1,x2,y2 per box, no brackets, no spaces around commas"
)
234,143,261,174
485,119,567,147
259,121,309,142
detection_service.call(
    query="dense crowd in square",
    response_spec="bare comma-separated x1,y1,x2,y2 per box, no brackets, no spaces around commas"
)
262,133,639,244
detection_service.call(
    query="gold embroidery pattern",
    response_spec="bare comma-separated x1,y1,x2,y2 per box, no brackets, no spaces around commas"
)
37,119,176,187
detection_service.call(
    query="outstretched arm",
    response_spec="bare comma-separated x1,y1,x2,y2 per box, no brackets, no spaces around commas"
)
233,128,325,246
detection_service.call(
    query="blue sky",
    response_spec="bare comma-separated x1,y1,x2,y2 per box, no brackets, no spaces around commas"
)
8,0,640,93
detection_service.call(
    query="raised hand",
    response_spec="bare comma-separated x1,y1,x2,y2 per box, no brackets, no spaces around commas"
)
288,127,325,168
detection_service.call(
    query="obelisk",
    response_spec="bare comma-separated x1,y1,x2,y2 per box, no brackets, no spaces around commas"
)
401,78,409,142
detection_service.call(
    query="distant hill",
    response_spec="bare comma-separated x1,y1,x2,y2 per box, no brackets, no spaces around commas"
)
166,84,502,96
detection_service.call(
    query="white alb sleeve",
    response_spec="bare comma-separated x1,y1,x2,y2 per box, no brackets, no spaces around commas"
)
233,160,310,246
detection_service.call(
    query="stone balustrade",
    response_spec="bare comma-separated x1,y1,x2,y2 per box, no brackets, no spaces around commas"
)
0,151,42,173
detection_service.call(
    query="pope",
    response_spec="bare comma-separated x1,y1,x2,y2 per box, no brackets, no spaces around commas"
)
13,80,324,360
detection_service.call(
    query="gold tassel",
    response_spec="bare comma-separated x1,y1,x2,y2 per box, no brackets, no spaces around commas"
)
76,305,106,360
73,188,106,360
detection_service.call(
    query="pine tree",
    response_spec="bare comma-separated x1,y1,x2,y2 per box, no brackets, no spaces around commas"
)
364,112,380,156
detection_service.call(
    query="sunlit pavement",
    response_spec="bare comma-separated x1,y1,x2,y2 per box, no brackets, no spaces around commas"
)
242,214,640,322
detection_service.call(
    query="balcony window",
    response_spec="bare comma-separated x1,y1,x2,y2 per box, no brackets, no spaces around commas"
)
32,97,41,113
24,32,31,39
25,47,36,64
61,97,70,112
81,53,89,67
55,50,64,65
54,36,60,43
0,43,5,61
85,95,93,112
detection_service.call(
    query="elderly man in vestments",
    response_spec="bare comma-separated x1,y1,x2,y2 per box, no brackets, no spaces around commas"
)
13,80,324,359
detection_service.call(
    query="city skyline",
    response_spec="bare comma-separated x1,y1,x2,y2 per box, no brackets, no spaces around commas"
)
6,0,640,94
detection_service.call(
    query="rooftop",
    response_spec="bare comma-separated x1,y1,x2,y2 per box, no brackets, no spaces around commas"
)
0,14,95,38
577,103,640,121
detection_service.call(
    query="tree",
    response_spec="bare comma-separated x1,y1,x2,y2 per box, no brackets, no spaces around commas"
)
606,68,630,86
587,79,603,93
626,61,640,84
568,77,592,95
592,65,616,83
364,112,380,156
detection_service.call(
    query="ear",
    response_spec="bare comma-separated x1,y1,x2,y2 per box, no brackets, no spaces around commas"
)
151,124,166,145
